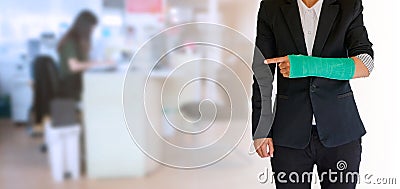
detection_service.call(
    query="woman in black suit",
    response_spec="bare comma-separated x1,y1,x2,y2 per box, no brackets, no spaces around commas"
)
252,0,374,188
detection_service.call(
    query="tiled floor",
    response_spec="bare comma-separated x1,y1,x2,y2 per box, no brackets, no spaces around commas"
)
0,119,275,189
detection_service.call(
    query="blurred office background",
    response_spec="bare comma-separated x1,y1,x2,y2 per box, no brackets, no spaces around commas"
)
0,0,399,189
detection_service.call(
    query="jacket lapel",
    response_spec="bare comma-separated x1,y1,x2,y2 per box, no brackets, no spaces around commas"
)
312,0,339,56
281,1,307,55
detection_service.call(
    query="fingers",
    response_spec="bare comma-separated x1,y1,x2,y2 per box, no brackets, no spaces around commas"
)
264,56,289,64
256,144,267,158
256,148,262,157
267,139,274,157
280,67,290,78
278,62,289,69
264,56,290,78
254,138,275,158
254,139,265,158
279,62,290,78
254,139,267,158
260,142,268,158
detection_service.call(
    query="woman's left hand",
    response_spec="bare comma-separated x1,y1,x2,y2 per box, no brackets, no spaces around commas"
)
265,56,290,78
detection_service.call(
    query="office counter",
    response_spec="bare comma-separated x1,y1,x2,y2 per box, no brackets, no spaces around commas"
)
82,69,168,179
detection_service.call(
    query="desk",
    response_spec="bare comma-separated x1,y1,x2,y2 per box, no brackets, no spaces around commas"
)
82,69,167,178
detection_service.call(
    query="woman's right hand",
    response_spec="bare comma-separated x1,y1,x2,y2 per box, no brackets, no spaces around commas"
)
254,138,274,158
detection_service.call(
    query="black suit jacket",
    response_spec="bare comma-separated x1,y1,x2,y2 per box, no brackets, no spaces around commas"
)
252,0,373,148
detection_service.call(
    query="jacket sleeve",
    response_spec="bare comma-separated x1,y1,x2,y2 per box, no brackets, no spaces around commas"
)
345,0,374,58
252,0,277,139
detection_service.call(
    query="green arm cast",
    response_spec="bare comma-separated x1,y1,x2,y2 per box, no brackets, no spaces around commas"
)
288,55,356,80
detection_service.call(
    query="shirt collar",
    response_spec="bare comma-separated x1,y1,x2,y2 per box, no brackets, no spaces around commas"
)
297,0,324,19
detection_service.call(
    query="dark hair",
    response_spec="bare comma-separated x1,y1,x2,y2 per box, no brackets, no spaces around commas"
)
57,10,98,58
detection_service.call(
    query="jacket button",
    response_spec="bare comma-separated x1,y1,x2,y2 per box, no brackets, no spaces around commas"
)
310,84,318,93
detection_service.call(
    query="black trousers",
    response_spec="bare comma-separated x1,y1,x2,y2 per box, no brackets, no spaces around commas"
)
271,126,362,189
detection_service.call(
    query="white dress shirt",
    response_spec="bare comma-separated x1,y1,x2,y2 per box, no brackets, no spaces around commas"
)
298,0,323,56
297,0,374,125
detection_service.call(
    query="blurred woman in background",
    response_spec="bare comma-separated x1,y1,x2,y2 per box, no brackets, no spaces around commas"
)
32,11,100,135
57,10,109,100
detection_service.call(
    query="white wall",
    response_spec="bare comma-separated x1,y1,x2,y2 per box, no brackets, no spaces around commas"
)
352,0,400,183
